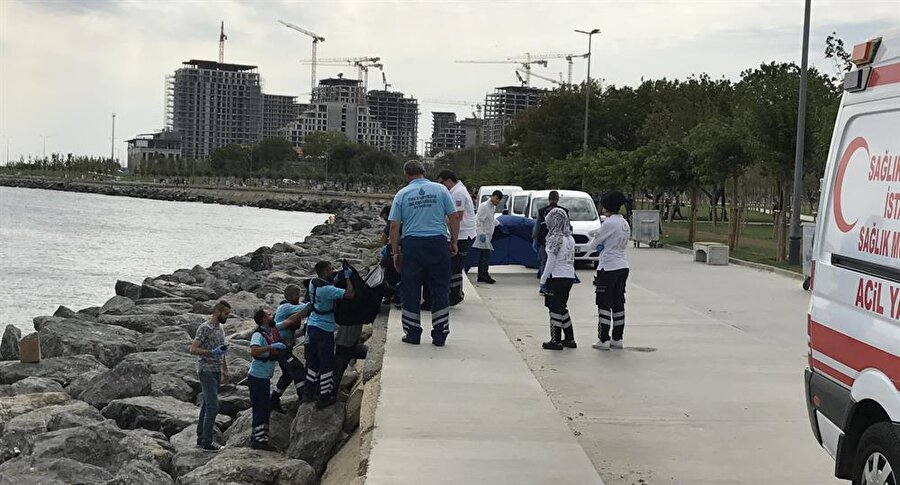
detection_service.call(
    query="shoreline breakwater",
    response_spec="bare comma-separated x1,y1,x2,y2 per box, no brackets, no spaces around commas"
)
0,183,390,484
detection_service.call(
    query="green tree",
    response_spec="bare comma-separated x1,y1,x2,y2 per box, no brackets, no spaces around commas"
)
252,137,297,175
210,144,251,176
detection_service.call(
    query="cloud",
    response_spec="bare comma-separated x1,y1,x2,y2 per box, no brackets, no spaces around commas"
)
1,0,897,159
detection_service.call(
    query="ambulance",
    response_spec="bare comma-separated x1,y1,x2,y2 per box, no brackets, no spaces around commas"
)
804,28,900,484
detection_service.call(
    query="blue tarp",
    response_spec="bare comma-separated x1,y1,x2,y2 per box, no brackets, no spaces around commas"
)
465,215,539,270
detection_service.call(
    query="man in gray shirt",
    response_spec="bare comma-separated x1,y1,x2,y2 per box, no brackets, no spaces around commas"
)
189,300,231,452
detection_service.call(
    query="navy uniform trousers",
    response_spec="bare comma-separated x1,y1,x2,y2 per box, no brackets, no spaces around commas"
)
400,235,451,344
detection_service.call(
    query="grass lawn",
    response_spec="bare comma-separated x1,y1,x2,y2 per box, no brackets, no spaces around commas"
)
659,220,802,273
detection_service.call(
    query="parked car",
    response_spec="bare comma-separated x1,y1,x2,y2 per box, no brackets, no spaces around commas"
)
526,189,603,268
804,27,900,484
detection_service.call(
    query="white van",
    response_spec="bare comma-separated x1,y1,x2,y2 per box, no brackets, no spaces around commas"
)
804,29,900,483
477,185,523,217
510,190,534,217
527,189,602,267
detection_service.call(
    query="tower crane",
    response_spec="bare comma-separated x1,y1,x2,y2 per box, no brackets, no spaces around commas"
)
516,68,564,86
507,52,589,84
299,56,382,91
382,72,391,91
455,55,549,87
278,19,325,97
218,21,226,64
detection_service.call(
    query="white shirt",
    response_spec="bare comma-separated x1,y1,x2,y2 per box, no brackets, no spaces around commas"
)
472,199,498,250
451,181,477,240
588,214,630,271
541,236,577,285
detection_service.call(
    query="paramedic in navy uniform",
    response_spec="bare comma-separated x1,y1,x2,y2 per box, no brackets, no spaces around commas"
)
389,160,460,346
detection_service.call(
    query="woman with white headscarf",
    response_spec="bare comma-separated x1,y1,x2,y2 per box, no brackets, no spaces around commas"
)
539,207,577,350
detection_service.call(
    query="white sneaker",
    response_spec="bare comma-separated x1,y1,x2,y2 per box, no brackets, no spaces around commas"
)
610,340,623,349
591,340,610,350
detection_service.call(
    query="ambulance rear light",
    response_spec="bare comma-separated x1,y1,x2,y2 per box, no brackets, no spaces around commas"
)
851,38,881,66
845,38,881,93
809,260,816,291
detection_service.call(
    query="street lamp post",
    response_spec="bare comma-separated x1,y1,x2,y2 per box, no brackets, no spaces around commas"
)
40,135,50,160
576,28,600,157
788,0,811,265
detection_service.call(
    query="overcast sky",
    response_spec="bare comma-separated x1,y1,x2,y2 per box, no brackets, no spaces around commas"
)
0,0,897,161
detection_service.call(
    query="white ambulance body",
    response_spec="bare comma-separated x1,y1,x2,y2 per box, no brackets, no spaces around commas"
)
805,28,900,483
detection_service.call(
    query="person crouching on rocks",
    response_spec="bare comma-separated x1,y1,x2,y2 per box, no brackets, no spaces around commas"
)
540,208,578,350
189,300,232,452
249,307,304,451
270,284,311,413
304,261,354,408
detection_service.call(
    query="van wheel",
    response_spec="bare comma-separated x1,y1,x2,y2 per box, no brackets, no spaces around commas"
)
802,277,811,291
853,422,900,485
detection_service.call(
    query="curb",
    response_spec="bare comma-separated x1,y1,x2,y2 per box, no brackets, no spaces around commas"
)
660,243,804,280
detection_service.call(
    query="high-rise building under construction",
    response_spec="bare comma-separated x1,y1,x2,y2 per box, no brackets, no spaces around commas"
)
482,86,544,146
367,90,419,155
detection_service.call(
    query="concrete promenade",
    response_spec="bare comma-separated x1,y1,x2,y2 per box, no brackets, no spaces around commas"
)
366,278,605,485
479,248,841,484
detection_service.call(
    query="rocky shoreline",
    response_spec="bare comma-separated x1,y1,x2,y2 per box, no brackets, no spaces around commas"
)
0,176,391,213
0,196,389,485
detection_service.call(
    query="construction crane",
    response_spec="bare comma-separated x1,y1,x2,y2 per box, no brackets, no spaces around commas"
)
382,72,391,91
299,56,381,91
278,19,325,96
507,52,590,84
218,21,226,64
455,54,549,87
516,68,564,86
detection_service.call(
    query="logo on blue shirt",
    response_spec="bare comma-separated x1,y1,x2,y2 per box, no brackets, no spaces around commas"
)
419,188,425,196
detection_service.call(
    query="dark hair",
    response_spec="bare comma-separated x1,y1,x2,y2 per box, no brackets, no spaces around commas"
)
212,300,231,313
253,308,267,326
314,260,332,277
491,190,503,199
549,191,560,202
380,205,391,217
437,170,458,183
403,160,425,176
283,284,302,300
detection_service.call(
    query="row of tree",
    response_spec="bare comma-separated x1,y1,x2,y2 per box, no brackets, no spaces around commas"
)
0,154,121,176
433,59,843,260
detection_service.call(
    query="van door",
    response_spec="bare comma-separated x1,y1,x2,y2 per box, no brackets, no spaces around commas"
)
511,193,529,216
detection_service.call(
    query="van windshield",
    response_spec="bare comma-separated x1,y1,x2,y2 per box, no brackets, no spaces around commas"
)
530,197,598,221
480,194,511,213
513,196,528,214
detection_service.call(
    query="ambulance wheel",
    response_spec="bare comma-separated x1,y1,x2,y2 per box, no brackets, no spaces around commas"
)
852,422,900,485
634,241,639,248
592,260,599,270
802,277,811,291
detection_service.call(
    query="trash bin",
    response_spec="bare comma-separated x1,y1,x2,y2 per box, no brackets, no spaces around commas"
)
802,222,816,291
631,210,661,248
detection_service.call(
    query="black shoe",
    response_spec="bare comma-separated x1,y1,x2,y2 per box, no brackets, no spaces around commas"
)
199,443,224,452
270,393,284,413
449,296,463,306
432,339,446,347
542,340,564,350
316,394,337,409
483,277,496,284
401,335,420,345
250,440,276,452
562,340,578,349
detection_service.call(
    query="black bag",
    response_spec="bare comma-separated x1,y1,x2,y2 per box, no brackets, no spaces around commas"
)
333,261,385,327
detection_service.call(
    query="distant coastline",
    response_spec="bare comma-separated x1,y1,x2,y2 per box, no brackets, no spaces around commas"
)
0,176,393,213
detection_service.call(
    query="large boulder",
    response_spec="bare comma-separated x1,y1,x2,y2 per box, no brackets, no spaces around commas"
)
98,313,169,333
0,400,103,458
150,374,195,403
106,459,175,485
140,284,177,299
168,423,223,451
286,402,346,472
170,448,214,480
138,326,191,353
170,313,207,338
249,252,274,272
0,354,108,386
135,297,195,306
116,280,143,300
79,360,153,409
101,395,228,437
0,457,113,485
126,302,193,317
177,448,315,485
100,295,136,315
217,291,265,319
0,392,71,435
0,377,64,397
200,388,251,418
52,305,96,321
148,281,217,302
0,326,21,361
38,318,138,367
13,420,174,475
224,409,292,451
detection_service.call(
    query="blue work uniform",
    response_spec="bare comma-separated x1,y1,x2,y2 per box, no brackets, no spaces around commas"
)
388,177,457,344
271,302,308,399
248,327,278,445
304,280,346,397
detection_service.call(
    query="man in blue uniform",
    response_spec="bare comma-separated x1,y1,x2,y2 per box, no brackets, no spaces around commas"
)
389,160,460,346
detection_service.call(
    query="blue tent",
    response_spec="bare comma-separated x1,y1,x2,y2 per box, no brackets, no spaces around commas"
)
465,215,539,270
